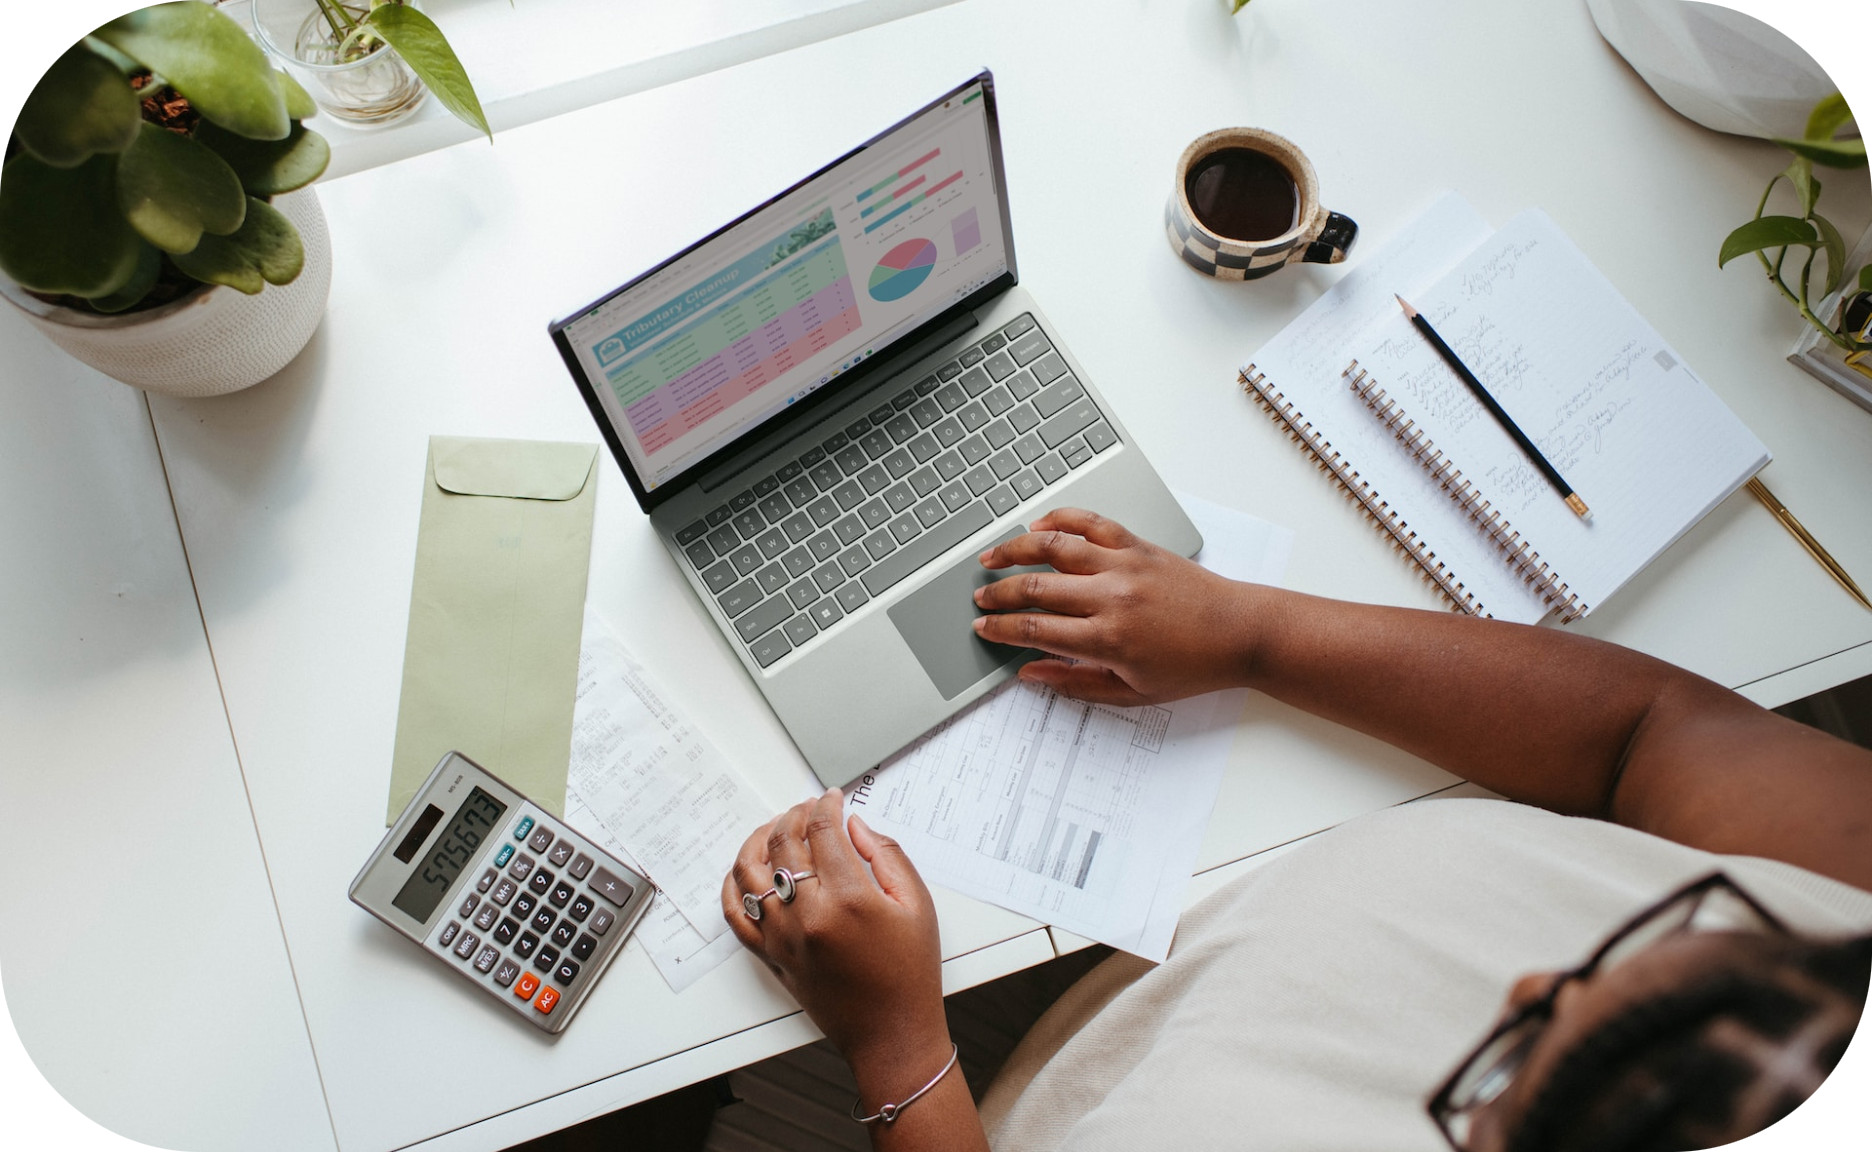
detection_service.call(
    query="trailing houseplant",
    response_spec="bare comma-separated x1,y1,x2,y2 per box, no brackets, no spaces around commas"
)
1717,93,1869,359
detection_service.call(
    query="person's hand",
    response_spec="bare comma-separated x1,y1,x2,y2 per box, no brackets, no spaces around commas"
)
974,507,1256,705
721,788,951,1080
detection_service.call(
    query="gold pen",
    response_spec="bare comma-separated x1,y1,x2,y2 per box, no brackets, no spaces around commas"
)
1746,476,1872,612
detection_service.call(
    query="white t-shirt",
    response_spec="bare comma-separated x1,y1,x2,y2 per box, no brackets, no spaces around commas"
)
981,799,1872,1151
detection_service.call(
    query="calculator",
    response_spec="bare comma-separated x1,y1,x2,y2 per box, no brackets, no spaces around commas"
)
350,751,655,1033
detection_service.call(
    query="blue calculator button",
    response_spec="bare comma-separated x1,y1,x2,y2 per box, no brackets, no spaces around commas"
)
513,816,535,841
495,844,515,867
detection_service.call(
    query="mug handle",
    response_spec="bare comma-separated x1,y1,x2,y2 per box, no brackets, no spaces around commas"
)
1302,212,1359,264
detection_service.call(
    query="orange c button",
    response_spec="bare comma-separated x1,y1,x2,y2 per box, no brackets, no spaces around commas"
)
534,986,560,1015
514,972,540,1001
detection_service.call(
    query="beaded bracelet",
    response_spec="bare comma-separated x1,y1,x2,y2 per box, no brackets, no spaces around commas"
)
850,1044,960,1125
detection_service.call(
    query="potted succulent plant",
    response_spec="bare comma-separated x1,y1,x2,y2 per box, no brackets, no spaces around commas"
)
0,1,336,395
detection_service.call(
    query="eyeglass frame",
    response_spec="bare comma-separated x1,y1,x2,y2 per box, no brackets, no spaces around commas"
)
1425,871,1791,1151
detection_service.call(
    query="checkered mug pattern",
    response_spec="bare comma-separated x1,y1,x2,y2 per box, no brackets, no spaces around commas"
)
1166,128,1358,281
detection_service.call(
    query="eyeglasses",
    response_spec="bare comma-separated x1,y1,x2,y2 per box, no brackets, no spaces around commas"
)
1426,872,1789,1151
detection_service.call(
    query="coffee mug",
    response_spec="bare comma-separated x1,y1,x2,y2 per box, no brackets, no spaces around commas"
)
1165,128,1358,280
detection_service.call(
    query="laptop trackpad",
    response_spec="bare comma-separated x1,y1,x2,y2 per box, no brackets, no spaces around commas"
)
888,527,1044,700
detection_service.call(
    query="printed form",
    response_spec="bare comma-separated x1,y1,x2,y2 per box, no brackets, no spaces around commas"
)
848,494,1292,961
563,608,772,992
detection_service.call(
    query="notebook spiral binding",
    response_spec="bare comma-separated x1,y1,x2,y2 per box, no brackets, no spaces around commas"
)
1238,364,1484,617
1343,361,1585,623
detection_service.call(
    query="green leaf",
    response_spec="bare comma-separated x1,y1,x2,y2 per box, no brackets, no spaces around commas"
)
1862,264,1872,293
1784,157,1819,216
116,122,248,253
1232,0,1253,10
1812,212,1847,297
15,44,142,167
94,1,290,142
365,4,491,141
276,69,318,120
1718,215,1817,268
197,121,331,196
1805,92,1853,141
171,196,303,294
0,152,142,297
1774,135,1867,169
89,242,164,313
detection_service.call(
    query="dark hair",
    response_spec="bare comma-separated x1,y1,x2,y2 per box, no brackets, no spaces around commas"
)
1506,934,1872,1152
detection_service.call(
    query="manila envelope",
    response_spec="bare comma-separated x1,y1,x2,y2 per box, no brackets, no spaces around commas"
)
385,435,598,824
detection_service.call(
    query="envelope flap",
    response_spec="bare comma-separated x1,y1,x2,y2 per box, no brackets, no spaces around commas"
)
431,436,597,501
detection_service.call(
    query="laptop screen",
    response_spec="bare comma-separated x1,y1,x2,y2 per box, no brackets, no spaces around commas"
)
555,75,1012,499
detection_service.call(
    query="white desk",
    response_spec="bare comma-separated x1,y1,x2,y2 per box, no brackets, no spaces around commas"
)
6,1,1871,1149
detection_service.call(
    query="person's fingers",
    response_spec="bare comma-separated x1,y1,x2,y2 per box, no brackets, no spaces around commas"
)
973,569,1105,617
765,799,814,873
732,820,776,897
721,870,765,949
978,527,1115,575
801,787,866,888
848,814,932,911
1019,659,1152,706
1028,507,1139,551
973,608,1104,659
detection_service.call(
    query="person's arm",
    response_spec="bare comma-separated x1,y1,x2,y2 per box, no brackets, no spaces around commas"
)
720,789,988,1152
972,508,1872,891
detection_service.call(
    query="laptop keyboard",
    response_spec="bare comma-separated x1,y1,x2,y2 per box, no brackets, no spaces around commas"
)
673,313,1120,669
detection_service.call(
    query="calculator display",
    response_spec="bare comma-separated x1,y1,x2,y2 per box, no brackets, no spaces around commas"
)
391,787,507,923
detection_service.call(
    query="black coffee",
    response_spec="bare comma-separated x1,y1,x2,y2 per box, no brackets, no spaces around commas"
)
1185,147,1298,241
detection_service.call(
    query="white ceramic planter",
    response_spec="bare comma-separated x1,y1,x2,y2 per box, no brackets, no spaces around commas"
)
0,188,332,397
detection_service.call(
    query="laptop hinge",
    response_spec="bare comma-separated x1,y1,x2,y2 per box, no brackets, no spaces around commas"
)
697,310,982,491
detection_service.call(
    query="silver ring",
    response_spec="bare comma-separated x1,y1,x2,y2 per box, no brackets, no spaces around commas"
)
742,887,778,921
774,868,816,903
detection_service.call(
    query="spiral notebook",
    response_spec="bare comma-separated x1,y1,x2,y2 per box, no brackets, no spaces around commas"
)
1242,194,1769,624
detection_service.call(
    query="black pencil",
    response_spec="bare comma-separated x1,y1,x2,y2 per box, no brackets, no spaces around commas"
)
1394,295,1590,520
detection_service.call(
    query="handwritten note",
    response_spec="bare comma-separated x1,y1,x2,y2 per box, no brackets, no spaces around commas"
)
1356,210,1769,613
1247,193,1552,622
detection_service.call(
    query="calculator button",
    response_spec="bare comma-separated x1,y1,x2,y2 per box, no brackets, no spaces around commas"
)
490,879,517,907
549,880,575,908
589,867,635,907
572,933,598,961
474,945,499,974
512,816,535,842
514,972,539,1001
534,987,560,1015
534,945,560,973
494,844,515,868
568,895,593,923
438,922,461,948
458,893,480,918
530,907,557,934
547,842,575,869
528,869,554,895
589,908,615,936
553,959,581,987
453,931,479,960
568,853,594,880
494,918,519,946
527,826,554,853
514,932,539,959
550,921,576,949
508,854,534,882
473,903,499,932
477,868,497,894
493,959,521,988
512,892,537,920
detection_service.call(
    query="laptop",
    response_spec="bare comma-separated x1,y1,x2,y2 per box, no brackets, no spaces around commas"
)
549,70,1199,786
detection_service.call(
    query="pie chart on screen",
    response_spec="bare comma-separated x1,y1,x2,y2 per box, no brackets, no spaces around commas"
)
869,238,938,302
